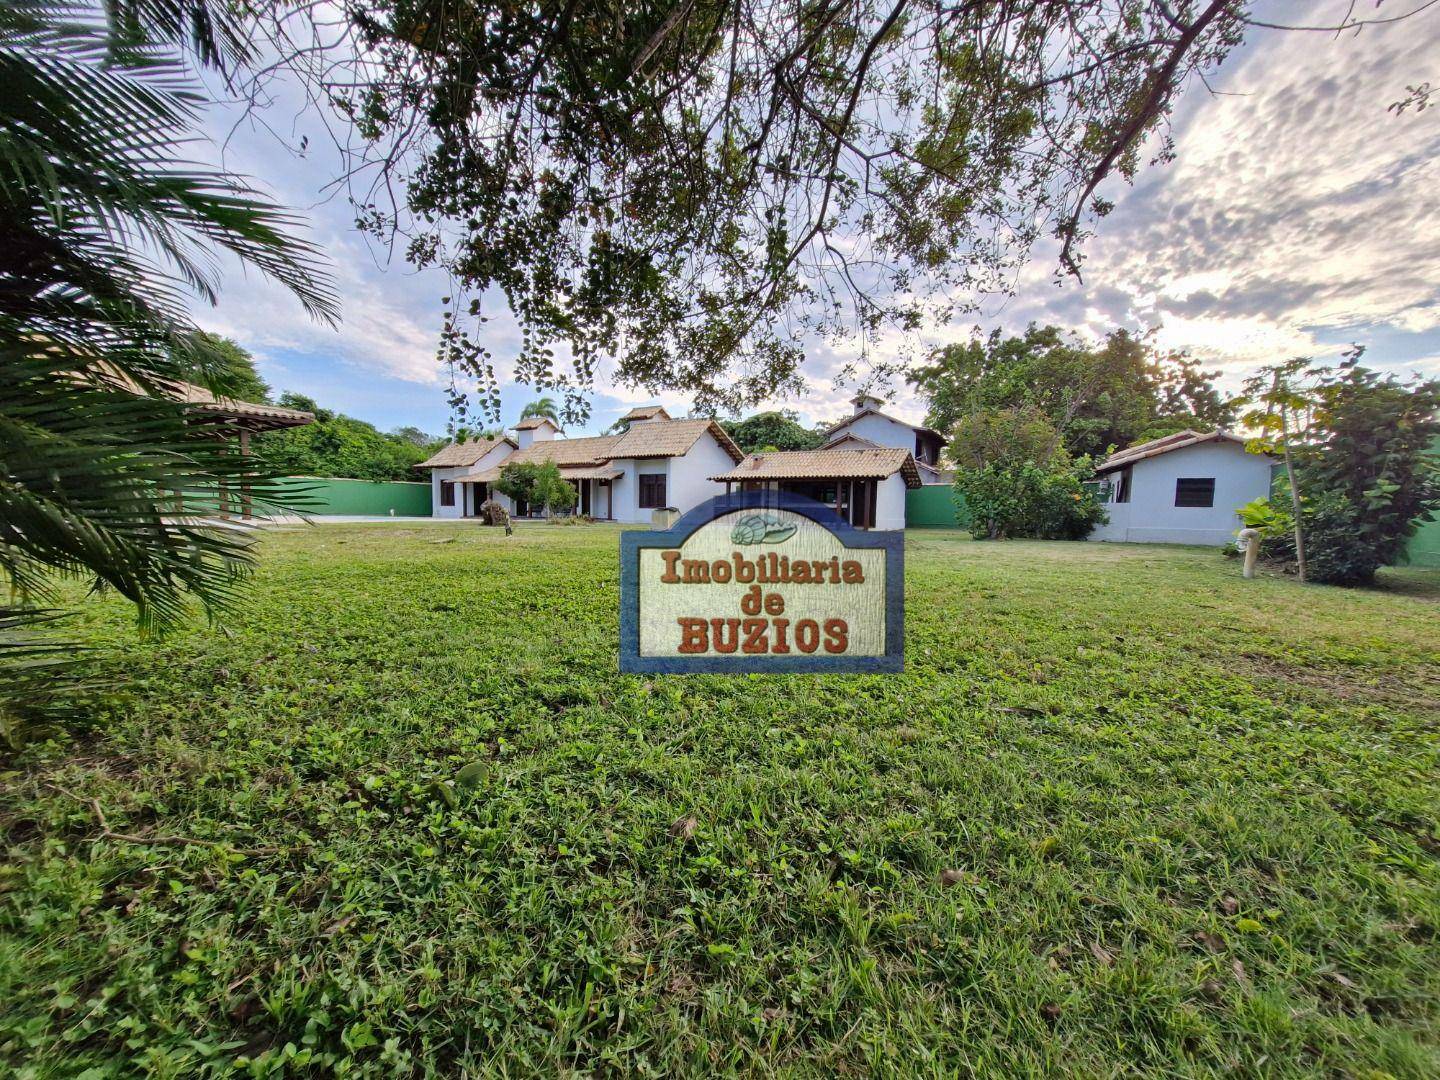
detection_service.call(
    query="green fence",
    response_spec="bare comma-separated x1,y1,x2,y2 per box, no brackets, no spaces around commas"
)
1402,513,1440,568
906,484,970,529
273,476,432,517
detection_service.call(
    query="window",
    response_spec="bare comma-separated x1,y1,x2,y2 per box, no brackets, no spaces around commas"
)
638,473,667,508
439,480,455,507
1175,477,1215,508
1115,467,1132,504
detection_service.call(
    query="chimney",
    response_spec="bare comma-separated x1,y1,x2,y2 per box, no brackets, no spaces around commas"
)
515,416,559,449
850,393,884,415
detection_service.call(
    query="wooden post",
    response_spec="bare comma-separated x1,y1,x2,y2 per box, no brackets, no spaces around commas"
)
238,427,252,520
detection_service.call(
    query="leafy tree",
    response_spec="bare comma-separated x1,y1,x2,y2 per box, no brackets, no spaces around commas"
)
949,408,1104,540
947,408,1064,471
493,462,541,509
174,332,273,403
911,325,1233,459
235,0,1409,420
1153,353,1237,430
391,425,444,449
259,402,434,480
535,461,579,516
720,411,826,454
1237,357,1321,582
494,460,577,517
1241,354,1440,585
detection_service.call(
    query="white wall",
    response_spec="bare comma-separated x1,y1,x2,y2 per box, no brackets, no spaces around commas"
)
875,474,908,530
429,442,515,517
430,466,467,519
608,457,670,523
666,432,736,515
830,411,916,452
1089,441,1274,546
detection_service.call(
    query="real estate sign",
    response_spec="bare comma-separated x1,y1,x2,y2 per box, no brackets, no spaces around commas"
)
620,494,903,673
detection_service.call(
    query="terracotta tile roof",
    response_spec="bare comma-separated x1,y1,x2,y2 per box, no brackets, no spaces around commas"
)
1096,429,1254,474
455,418,743,480
824,407,945,442
416,437,514,468
607,418,743,462
455,434,624,481
514,416,562,431
621,405,671,421
556,465,624,480
513,433,625,465
711,447,923,488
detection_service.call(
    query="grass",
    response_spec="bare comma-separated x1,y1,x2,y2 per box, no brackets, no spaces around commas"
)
2,522,1437,1077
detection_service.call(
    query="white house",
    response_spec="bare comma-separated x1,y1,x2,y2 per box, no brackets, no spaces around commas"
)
821,394,950,485
416,407,745,523
1089,430,1277,546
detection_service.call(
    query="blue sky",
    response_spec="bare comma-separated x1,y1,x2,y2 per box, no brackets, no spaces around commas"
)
188,1,1440,439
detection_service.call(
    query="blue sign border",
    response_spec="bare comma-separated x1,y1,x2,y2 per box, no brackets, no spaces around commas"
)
620,492,904,674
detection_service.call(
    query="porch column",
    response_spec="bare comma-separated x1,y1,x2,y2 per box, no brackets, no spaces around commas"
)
238,428,252,519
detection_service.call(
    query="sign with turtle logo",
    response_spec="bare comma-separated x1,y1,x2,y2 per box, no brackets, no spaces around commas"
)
620,493,903,673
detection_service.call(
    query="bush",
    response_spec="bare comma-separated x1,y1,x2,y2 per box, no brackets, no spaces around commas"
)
956,460,1107,540
1250,493,1395,586
495,460,577,516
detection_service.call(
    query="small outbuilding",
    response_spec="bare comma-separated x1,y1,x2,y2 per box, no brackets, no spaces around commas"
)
711,447,923,530
1088,430,1277,546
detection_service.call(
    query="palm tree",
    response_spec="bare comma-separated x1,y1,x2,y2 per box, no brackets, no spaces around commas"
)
519,397,560,423
0,0,335,738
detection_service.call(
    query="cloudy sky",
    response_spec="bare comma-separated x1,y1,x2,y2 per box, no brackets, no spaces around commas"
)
191,1,1440,437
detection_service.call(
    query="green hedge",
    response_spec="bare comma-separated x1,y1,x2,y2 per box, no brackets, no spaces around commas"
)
273,476,432,517
906,484,970,529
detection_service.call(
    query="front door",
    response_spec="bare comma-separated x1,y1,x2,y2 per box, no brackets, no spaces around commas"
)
580,480,591,516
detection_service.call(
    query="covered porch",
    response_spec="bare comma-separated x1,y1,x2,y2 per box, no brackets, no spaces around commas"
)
721,478,883,529
711,447,922,531
456,465,620,519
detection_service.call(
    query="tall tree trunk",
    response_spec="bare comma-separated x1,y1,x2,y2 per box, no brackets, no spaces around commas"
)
1281,406,1307,583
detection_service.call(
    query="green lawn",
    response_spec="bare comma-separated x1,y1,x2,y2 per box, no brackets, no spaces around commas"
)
2,523,1438,1077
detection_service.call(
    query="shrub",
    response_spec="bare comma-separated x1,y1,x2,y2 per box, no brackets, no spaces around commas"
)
495,460,577,517
1250,492,1402,586
1238,355,1439,585
956,460,1107,540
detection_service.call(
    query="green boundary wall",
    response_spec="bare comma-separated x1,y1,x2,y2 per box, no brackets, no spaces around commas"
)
274,476,432,517
906,484,970,529
1399,439,1439,567
1402,513,1440,567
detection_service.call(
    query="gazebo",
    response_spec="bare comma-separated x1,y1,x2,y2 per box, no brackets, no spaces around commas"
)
97,369,315,519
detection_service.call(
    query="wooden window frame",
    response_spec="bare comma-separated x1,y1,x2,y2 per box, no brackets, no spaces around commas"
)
1174,477,1215,508
638,473,667,509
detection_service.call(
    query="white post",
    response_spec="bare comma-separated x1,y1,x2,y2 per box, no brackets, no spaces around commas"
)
1238,528,1261,579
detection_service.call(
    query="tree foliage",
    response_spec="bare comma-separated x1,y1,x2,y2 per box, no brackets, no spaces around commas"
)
520,397,561,423
494,460,578,516
1239,353,1440,585
241,0,1282,421
0,0,332,737
183,332,274,404
910,325,1235,459
948,406,1103,540
258,401,442,480
720,410,826,453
